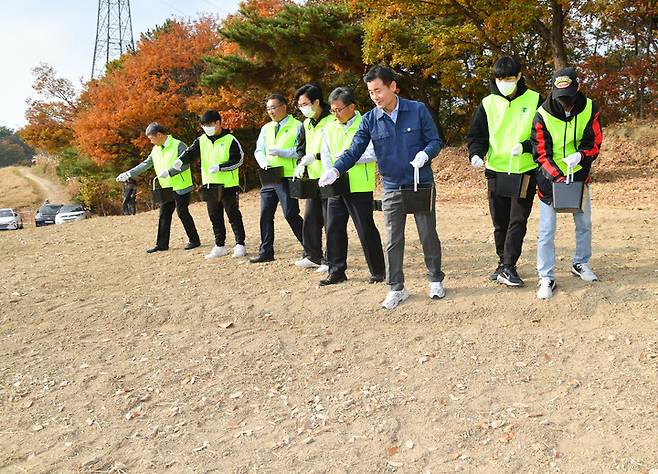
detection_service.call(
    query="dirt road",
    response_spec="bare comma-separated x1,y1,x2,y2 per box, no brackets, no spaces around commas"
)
16,167,69,204
1,172,657,473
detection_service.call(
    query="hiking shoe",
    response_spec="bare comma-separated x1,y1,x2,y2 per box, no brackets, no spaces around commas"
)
497,265,524,287
490,262,504,281
232,244,246,258
572,263,598,282
295,257,320,268
429,281,446,299
381,289,410,310
537,278,556,299
205,245,227,259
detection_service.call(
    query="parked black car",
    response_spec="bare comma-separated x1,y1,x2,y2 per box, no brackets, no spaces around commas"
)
35,203,63,227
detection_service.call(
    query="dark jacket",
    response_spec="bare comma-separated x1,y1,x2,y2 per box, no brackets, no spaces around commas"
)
296,104,332,160
531,92,602,205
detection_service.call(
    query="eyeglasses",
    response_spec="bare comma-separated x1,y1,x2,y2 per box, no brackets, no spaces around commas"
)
266,104,284,112
297,101,312,109
330,104,350,115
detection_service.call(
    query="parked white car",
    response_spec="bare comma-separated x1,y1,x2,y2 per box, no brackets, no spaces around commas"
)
0,208,23,230
55,204,89,224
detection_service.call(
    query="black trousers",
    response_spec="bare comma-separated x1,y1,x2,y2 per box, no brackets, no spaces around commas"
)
326,192,385,278
156,191,200,248
302,196,327,264
258,180,304,258
487,172,536,267
206,186,246,247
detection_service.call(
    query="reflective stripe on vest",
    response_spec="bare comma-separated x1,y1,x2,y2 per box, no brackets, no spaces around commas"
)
264,115,301,178
199,134,240,187
151,136,193,191
537,98,592,175
482,89,540,174
304,114,336,179
324,111,376,193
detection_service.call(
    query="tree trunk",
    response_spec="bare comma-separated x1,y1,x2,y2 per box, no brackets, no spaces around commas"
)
550,0,569,69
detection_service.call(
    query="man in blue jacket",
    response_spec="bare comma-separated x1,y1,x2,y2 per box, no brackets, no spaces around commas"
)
319,65,445,310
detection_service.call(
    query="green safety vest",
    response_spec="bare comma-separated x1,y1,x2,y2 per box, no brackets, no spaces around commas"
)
537,98,593,175
264,115,301,178
482,89,540,174
324,111,376,193
151,136,193,191
199,134,240,187
304,114,336,179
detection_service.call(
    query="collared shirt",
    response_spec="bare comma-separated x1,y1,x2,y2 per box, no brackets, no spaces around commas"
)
320,113,375,171
333,97,443,191
254,115,300,168
382,96,400,123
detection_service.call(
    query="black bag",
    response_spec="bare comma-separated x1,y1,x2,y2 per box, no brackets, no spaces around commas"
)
199,184,224,202
373,199,383,212
495,172,531,198
400,168,434,214
289,178,319,199
552,166,585,213
258,166,284,186
319,174,350,199
151,177,175,204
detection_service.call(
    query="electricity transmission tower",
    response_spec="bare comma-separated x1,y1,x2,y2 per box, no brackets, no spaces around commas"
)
91,0,135,78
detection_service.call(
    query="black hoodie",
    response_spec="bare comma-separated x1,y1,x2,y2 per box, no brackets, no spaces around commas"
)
467,77,543,165
531,92,602,205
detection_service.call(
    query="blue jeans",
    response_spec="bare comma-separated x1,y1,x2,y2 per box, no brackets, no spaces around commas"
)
258,181,304,257
537,186,592,279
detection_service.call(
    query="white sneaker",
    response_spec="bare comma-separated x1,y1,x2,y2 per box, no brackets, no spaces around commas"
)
537,278,556,299
571,263,598,282
205,245,227,259
295,257,320,269
315,264,329,273
381,289,410,310
232,244,246,258
429,281,445,299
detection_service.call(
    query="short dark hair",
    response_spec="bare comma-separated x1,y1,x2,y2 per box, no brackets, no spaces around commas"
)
200,110,221,124
266,93,287,105
492,56,521,78
294,84,323,104
145,122,166,136
363,65,396,85
328,86,356,106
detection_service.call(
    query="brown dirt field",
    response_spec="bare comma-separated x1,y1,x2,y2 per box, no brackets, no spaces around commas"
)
1,126,658,473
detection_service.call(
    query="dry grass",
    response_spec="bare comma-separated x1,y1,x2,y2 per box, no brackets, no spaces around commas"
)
0,167,43,210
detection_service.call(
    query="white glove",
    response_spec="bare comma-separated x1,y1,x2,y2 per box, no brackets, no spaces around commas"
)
172,158,183,171
510,143,523,157
116,172,130,182
268,147,285,157
299,154,316,167
410,150,429,168
157,169,169,179
319,168,339,187
294,163,306,179
470,155,484,168
564,152,582,167
209,164,221,174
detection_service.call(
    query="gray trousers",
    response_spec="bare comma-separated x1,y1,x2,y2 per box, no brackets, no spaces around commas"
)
382,187,444,291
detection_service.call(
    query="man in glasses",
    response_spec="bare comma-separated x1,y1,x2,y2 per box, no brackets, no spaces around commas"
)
318,86,385,286
250,94,305,263
293,84,336,272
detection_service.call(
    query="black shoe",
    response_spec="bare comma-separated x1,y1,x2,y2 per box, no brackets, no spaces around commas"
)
490,262,504,281
369,274,385,284
184,241,201,250
497,265,524,287
319,273,347,286
249,254,275,263
147,245,168,253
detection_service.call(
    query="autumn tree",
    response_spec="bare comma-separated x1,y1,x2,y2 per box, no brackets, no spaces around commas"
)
20,64,78,153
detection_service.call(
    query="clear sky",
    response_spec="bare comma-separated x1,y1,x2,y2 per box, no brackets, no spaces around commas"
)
0,0,243,130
